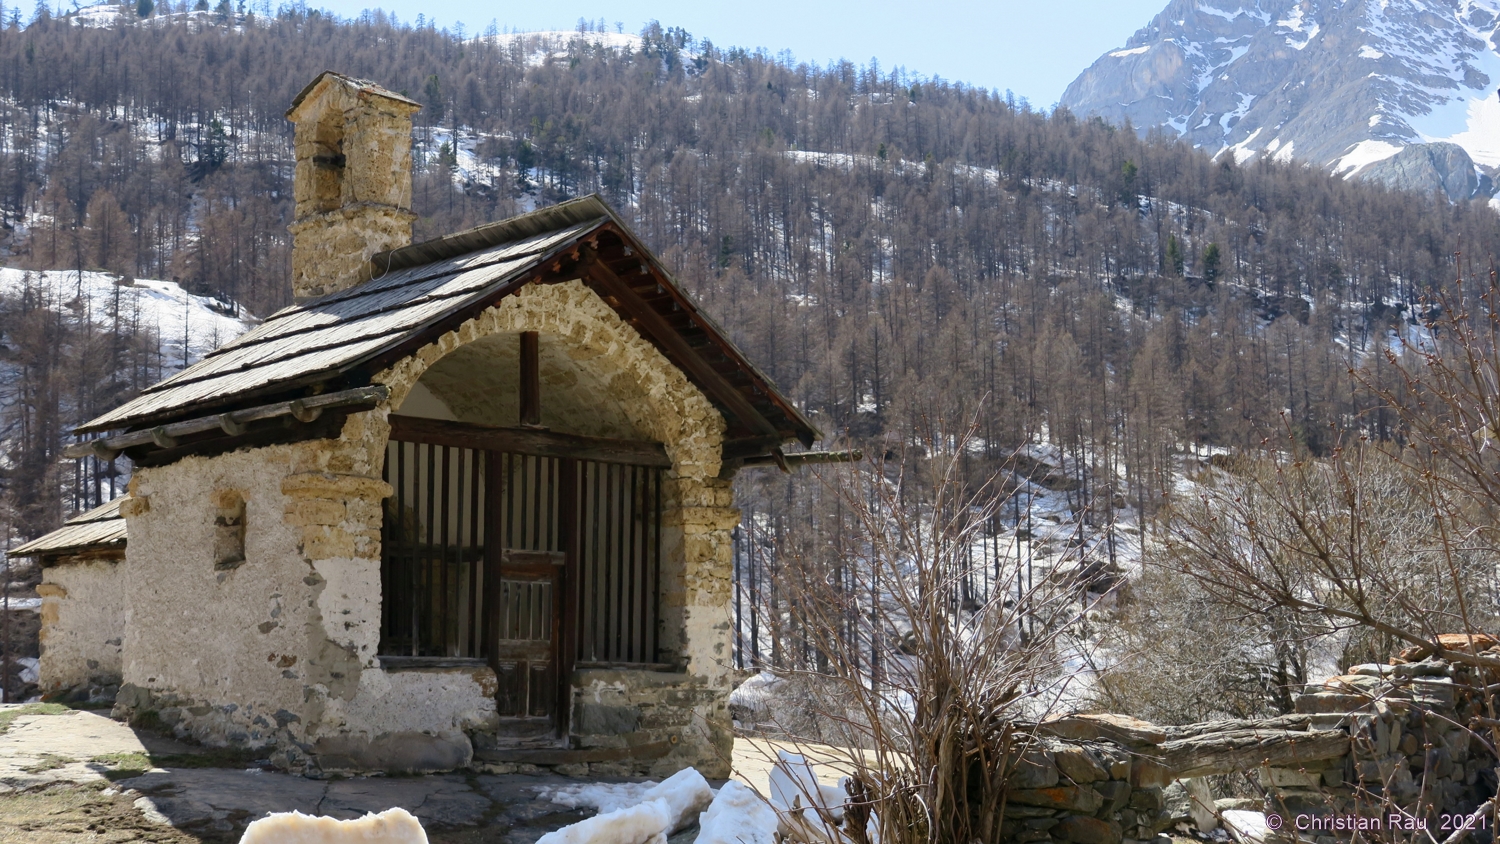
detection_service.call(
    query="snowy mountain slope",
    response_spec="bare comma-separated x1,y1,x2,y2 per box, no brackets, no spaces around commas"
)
0,268,254,370
1061,0,1500,200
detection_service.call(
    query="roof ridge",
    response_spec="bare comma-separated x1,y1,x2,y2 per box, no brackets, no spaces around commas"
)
366,194,612,276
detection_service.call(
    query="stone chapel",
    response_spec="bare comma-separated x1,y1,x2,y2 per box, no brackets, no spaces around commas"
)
15,71,819,777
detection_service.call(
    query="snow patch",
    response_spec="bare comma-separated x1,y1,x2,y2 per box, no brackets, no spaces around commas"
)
696,782,778,844
1277,6,1321,49
1199,5,1247,21
536,801,672,844
1334,139,1404,175
1230,126,1264,163
240,808,428,844
0,269,253,373
475,30,646,68
1360,45,1386,59
769,751,848,822
1110,46,1151,57
1220,93,1256,131
545,769,713,834
1417,92,1500,168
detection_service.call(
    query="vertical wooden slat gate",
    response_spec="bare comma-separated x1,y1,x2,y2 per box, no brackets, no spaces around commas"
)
380,433,663,733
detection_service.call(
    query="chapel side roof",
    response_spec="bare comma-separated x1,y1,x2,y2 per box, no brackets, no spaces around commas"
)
74,195,819,450
12,497,128,559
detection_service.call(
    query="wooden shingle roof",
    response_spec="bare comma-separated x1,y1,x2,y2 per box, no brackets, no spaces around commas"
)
13,497,128,559
75,196,817,459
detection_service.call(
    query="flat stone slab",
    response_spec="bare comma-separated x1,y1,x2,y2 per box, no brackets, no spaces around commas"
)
323,775,493,826
0,703,767,840
0,708,158,792
128,768,326,833
3,709,149,759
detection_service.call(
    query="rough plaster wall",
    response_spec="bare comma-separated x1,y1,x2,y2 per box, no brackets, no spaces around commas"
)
400,381,456,420
37,558,124,694
331,667,498,737
571,669,733,779
121,445,334,752
120,432,493,766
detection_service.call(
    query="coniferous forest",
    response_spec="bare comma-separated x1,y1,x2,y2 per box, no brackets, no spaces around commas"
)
0,2,1495,552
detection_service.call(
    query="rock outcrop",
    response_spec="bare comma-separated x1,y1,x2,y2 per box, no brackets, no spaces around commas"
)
1061,0,1500,198
1359,142,1490,201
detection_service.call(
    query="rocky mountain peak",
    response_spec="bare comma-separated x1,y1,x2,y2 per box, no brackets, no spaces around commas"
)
1062,0,1500,202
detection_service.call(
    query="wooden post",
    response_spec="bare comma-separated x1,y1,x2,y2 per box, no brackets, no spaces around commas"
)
519,331,541,427
484,451,503,691
557,457,578,739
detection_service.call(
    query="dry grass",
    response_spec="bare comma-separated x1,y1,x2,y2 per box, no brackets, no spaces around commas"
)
0,784,215,843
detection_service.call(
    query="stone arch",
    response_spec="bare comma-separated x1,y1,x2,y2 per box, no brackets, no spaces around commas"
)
371,280,726,480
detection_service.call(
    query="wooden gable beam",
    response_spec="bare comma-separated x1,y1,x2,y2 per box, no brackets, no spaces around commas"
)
579,252,782,439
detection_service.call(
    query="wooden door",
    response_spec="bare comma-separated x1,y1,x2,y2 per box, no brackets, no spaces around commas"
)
487,550,562,726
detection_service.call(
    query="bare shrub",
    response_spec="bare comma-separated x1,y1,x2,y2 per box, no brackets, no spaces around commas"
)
1089,560,1308,723
1153,270,1500,837
743,429,1090,844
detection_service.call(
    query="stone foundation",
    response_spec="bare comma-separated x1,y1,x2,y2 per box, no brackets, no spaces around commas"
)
568,668,733,778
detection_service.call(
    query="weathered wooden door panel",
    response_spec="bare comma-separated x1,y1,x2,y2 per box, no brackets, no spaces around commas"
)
489,563,560,720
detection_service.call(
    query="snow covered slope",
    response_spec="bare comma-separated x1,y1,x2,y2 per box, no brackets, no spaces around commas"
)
1061,0,1500,200
0,268,254,370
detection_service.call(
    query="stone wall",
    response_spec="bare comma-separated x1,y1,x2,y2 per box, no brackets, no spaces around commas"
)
287,73,419,301
997,649,1498,844
36,554,124,702
570,668,732,779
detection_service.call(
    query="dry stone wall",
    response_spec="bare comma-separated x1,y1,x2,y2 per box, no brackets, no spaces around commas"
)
1000,649,1498,844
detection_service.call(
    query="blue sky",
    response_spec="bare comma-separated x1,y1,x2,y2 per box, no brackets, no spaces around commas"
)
307,0,1167,105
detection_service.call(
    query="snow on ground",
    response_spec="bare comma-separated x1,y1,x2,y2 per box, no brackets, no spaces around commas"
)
536,801,672,844
0,269,255,372
538,769,717,844
546,782,661,816
544,769,713,832
473,30,647,68
696,781,778,844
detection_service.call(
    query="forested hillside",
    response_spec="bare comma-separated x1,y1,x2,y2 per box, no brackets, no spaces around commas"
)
0,2,1496,545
